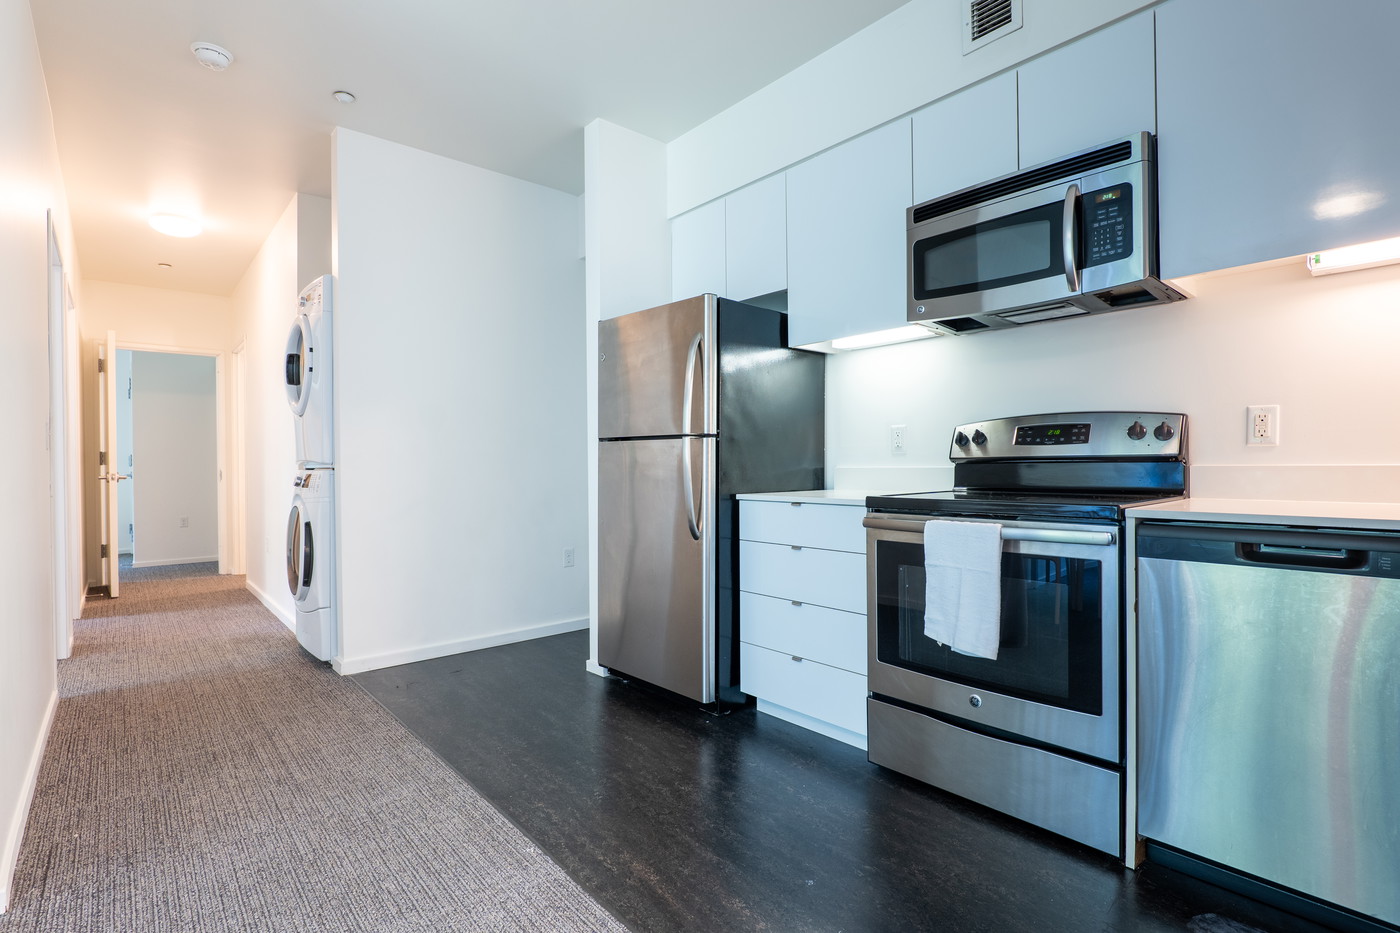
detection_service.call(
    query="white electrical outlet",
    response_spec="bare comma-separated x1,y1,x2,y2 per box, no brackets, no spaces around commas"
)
179,516,190,528
1246,405,1280,446
890,424,907,455
562,547,575,568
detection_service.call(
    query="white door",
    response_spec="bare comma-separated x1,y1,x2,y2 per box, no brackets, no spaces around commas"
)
97,330,129,596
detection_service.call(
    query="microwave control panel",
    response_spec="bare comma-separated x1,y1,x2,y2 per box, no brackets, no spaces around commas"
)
1083,183,1134,267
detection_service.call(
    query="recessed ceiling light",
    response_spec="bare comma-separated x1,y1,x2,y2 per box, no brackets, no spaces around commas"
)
191,42,233,71
157,262,173,269
149,214,202,238
332,90,356,104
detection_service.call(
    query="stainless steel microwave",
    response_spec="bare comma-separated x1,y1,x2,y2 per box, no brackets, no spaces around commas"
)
907,132,1185,335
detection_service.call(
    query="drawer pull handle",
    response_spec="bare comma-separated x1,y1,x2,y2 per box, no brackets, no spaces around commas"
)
790,600,802,607
791,656,804,663
790,545,802,551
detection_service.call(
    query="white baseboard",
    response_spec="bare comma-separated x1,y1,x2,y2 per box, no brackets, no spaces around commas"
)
0,687,58,913
246,580,295,631
755,699,868,751
335,617,590,675
130,555,219,569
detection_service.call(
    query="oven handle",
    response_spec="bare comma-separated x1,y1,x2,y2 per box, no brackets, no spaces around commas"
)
864,515,1115,547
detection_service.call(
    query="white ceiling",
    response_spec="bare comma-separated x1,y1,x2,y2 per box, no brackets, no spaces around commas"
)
31,0,910,296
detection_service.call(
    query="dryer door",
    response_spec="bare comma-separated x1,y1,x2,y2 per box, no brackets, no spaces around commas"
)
286,500,312,601
285,314,313,417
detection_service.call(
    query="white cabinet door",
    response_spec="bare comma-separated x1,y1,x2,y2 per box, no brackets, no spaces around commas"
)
1157,0,1400,278
912,72,1019,204
1017,11,1156,168
725,174,786,301
670,199,726,300
787,119,912,347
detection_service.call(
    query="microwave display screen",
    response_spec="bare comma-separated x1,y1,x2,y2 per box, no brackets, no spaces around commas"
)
1015,423,1091,445
912,198,1067,300
1084,183,1134,267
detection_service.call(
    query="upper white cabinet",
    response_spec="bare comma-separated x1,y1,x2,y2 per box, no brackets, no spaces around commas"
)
912,72,1019,204
726,175,787,301
786,119,913,348
670,198,726,300
1156,0,1400,278
1017,11,1157,168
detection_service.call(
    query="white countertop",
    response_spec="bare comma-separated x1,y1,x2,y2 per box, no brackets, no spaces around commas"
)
736,489,883,507
1128,497,1400,532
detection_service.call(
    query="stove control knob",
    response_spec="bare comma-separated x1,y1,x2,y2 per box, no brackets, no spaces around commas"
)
1154,421,1176,441
1126,420,1147,440
971,429,988,446
954,431,971,448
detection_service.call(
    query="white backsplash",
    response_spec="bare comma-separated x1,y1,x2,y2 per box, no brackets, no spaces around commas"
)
824,256,1400,503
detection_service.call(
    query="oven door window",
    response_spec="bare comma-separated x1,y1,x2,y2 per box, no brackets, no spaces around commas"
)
911,199,1067,301
874,539,1103,715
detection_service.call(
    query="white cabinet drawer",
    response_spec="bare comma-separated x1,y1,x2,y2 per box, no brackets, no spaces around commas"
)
740,643,867,736
740,541,865,614
740,591,866,675
740,500,865,553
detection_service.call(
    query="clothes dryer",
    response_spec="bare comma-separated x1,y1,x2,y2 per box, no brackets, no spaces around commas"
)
286,275,334,468
287,468,336,661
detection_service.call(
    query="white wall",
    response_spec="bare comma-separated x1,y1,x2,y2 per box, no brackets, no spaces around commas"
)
229,195,301,626
129,352,218,566
77,281,232,582
667,0,1156,215
332,128,589,674
826,258,1400,500
0,0,78,910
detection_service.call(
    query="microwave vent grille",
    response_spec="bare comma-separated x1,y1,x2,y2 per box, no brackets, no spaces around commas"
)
912,139,1136,224
964,0,1022,52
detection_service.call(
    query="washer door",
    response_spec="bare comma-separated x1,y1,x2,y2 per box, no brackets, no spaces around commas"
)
285,314,313,416
286,500,312,601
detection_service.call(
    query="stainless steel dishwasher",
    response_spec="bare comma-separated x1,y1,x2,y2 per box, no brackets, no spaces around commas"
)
1136,521,1400,930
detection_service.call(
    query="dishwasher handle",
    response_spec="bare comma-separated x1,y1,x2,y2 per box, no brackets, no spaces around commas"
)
1239,541,1366,570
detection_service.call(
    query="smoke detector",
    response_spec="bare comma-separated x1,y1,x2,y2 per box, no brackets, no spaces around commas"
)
191,42,233,71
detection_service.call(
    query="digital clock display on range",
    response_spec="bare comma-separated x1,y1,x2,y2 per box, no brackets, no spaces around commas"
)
1014,423,1091,445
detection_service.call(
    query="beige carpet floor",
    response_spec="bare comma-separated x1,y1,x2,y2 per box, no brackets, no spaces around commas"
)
0,562,626,932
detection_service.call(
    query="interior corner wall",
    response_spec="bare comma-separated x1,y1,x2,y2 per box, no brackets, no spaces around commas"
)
76,282,232,585
0,0,76,910
332,127,588,673
129,352,218,566
229,195,299,627
296,194,331,294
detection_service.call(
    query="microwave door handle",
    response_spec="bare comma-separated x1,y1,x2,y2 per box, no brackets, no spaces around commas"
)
1063,183,1081,293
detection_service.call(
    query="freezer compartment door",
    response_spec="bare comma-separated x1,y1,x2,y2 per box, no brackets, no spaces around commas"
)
599,295,717,439
598,436,716,703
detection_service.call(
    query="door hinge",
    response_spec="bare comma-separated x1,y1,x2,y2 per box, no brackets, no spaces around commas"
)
100,544,109,558
99,451,107,466
97,358,106,373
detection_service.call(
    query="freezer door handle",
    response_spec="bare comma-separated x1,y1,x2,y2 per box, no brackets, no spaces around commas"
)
682,438,702,540
681,331,703,437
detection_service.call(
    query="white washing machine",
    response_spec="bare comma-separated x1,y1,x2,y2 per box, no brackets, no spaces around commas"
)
285,275,334,468
287,468,336,661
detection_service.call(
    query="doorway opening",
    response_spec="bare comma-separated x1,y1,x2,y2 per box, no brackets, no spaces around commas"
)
117,349,219,569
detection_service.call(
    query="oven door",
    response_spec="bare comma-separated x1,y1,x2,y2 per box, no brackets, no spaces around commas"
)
865,513,1120,763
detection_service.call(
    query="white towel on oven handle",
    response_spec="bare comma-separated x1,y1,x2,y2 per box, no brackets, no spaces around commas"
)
923,519,1003,660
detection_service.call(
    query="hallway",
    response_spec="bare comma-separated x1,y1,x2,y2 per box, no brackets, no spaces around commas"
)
0,564,620,933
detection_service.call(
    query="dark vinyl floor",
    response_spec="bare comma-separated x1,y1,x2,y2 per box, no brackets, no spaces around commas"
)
354,631,1340,933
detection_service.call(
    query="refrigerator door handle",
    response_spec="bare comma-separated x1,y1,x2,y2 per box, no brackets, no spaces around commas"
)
681,331,703,437
682,438,702,540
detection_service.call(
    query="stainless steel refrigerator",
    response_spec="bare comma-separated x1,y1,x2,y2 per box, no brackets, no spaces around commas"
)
598,294,824,704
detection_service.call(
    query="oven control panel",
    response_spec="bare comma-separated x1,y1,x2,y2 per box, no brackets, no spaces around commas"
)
950,411,1186,460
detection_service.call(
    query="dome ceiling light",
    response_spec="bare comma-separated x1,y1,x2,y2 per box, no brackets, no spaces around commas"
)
332,90,356,103
191,42,233,71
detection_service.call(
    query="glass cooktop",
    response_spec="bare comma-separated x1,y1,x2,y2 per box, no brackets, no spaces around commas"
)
865,489,1184,523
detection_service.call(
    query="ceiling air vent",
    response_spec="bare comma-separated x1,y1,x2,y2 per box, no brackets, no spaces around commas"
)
963,0,1023,54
